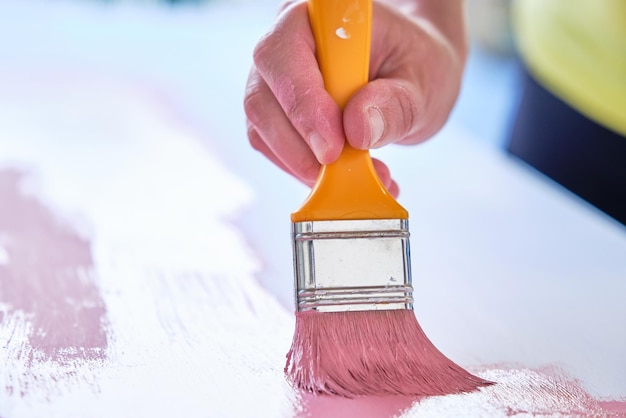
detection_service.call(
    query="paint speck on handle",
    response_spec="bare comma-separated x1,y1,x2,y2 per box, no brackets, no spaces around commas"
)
335,27,350,39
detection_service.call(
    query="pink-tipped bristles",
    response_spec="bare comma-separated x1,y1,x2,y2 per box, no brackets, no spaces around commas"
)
285,310,493,397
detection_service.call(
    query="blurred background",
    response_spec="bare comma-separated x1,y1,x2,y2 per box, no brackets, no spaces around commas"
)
0,0,521,155
0,0,526,289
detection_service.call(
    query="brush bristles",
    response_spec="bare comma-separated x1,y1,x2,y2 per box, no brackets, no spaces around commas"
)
285,310,492,397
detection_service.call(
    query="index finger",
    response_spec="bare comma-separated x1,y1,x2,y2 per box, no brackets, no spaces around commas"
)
252,1,345,164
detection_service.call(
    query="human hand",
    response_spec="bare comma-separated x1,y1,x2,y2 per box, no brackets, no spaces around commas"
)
244,0,467,197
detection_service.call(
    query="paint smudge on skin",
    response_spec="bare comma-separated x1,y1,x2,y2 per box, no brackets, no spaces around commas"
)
0,169,107,395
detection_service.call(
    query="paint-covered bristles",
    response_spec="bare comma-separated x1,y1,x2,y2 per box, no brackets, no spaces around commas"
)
285,310,493,397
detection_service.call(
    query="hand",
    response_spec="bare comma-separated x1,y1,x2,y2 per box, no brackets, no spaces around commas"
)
244,0,467,197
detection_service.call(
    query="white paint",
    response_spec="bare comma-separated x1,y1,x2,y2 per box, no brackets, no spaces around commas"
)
0,0,625,416
403,367,609,416
335,27,351,39
372,131,626,399
0,67,296,418
0,246,8,266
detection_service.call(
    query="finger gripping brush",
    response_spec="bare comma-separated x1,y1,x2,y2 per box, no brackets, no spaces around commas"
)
284,0,492,397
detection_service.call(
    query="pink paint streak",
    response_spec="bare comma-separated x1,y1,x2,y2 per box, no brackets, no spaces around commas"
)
599,401,626,415
0,169,107,364
285,309,492,397
294,365,626,417
298,392,417,418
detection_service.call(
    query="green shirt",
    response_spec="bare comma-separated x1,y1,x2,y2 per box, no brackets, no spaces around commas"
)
513,0,626,136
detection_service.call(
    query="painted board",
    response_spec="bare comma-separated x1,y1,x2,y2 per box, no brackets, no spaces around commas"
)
1,1,625,416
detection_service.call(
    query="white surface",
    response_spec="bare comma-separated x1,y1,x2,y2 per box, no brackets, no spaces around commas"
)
1,0,625,416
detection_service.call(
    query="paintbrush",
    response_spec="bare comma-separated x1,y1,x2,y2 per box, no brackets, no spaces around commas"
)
285,0,492,397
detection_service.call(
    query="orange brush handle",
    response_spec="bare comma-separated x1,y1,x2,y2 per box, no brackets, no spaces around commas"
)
291,0,408,222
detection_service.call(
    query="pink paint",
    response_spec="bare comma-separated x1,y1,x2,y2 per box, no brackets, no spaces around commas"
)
1,31,625,413
293,365,626,417
0,170,107,379
285,309,492,397
298,392,417,418
599,401,626,415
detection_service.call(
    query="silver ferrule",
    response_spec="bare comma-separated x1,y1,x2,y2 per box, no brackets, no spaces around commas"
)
292,219,413,312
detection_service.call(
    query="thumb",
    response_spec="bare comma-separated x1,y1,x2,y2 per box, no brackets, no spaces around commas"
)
343,78,425,149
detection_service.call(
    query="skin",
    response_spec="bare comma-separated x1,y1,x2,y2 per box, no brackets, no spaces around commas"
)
244,0,468,197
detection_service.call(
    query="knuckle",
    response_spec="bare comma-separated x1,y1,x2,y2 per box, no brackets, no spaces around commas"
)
247,132,261,151
395,86,418,138
243,83,266,125
372,159,390,179
247,126,264,152
294,153,320,182
252,29,277,68
278,0,300,13
285,88,311,121
286,88,325,133
373,163,392,189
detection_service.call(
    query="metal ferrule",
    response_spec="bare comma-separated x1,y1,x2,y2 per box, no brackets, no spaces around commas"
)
292,219,413,312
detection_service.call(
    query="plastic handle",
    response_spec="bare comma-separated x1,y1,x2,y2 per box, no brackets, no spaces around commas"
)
291,0,408,222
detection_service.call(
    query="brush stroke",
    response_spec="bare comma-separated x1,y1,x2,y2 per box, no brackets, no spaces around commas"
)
0,169,107,397
296,365,626,417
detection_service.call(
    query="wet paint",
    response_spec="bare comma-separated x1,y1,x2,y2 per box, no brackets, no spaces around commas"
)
286,310,491,397
1,55,625,416
0,170,107,398
296,366,626,417
0,170,107,354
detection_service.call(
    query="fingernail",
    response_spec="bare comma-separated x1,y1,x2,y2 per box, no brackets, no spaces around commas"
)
368,107,385,148
309,133,328,162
